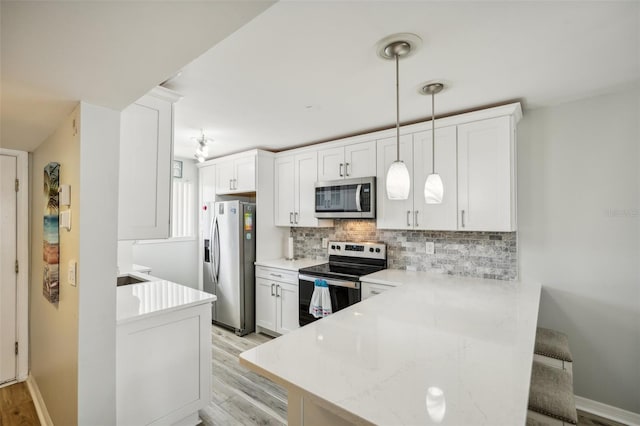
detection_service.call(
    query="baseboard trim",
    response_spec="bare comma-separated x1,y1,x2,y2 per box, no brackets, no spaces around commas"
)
26,374,54,426
575,395,640,426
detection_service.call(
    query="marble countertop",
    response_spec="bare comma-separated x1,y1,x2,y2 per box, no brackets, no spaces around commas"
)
117,277,215,325
240,272,541,425
254,258,326,272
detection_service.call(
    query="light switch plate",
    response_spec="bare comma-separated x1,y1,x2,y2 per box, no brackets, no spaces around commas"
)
425,242,435,255
69,260,77,286
59,184,71,206
59,210,71,231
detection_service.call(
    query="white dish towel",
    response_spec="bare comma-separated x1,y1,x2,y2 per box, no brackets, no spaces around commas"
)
310,279,332,318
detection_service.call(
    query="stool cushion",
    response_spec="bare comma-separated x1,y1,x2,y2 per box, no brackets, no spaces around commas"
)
535,327,573,362
529,361,577,424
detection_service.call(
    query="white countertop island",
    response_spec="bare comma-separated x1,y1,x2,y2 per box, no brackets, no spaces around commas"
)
240,271,541,426
116,276,215,426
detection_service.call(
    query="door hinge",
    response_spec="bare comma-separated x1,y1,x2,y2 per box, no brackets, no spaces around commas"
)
15,179,19,192
15,342,18,355
15,260,19,274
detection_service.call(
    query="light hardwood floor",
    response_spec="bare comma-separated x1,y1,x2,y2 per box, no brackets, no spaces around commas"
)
0,382,39,426
199,325,287,426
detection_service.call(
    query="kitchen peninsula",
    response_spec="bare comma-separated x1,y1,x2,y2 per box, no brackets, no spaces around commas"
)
117,276,216,426
240,272,541,425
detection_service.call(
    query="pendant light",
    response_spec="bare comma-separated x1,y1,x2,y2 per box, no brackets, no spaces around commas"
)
377,35,420,200
193,131,213,163
421,83,444,204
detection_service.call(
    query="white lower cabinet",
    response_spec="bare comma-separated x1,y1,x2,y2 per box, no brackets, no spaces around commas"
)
255,267,299,335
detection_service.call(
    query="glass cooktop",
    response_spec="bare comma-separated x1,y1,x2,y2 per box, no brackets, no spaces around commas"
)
298,262,385,281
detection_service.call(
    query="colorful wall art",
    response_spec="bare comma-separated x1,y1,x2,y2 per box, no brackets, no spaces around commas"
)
43,162,60,303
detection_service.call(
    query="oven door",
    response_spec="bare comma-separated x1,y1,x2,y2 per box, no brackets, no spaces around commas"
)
298,274,361,326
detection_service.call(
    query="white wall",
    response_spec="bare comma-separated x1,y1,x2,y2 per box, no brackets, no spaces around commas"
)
131,158,199,289
77,102,120,424
518,87,640,413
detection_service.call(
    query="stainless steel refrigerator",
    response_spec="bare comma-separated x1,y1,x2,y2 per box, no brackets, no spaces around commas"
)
203,200,256,336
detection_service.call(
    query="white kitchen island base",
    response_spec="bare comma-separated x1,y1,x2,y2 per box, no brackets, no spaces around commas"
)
117,279,215,426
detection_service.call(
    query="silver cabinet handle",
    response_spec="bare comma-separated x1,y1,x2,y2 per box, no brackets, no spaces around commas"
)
339,163,344,177
415,210,419,227
229,179,233,190
294,212,299,224
276,284,281,297
345,162,350,176
407,210,411,227
289,212,293,224
270,273,282,278
461,210,466,228
233,179,237,190
271,283,275,296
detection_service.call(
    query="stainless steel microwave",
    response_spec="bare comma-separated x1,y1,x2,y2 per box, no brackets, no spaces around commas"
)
314,177,376,219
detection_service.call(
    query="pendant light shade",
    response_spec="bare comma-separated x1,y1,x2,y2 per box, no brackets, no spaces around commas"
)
380,37,417,201
424,173,443,204
421,82,445,204
387,161,411,200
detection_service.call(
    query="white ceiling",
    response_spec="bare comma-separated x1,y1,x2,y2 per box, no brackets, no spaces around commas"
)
0,1,275,152
169,1,639,160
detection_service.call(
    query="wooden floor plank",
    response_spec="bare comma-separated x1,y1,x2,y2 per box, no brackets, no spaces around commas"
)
200,324,287,426
0,383,39,426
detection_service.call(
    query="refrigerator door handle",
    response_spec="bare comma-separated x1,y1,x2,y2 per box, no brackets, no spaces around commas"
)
208,212,215,284
213,216,221,283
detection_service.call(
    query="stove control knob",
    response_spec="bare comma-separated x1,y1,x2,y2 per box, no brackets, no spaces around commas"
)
331,245,336,250
336,246,341,250
375,248,381,253
369,248,374,252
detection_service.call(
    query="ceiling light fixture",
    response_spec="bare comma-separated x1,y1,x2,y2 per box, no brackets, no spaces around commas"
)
421,82,445,204
377,34,421,200
193,131,213,163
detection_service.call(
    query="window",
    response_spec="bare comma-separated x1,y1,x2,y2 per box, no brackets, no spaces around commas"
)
171,179,195,239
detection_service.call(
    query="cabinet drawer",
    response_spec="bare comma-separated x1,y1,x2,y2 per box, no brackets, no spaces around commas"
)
361,281,396,300
255,266,298,284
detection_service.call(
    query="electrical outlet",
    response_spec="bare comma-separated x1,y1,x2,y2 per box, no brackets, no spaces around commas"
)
322,238,329,249
425,242,435,255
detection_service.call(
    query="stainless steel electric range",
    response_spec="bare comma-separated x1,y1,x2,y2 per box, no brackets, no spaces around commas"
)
298,241,387,326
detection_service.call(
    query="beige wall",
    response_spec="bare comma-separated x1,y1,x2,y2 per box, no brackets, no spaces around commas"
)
518,87,640,413
30,105,80,426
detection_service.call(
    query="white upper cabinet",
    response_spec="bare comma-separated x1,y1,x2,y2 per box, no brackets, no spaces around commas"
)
274,155,296,227
317,140,376,181
118,87,181,240
216,154,256,194
376,134,414,230
376,105,520,232
457,116,516,231
413,127,458,230
275,151,333,228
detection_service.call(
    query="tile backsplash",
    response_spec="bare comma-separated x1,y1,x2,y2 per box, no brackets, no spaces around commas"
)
291,220,517,280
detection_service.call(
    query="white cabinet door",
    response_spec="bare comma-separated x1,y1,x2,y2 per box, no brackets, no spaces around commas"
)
118,92,174,240
199,165,216,206
376,135,414,230
317,146,344,181
216,161,234,194
413,127,458,230
274,156,295,227
255,277,277,332
295,151,318,227
276,283,299,334
344,140,376,178
458,116,515,231
234,156,255,192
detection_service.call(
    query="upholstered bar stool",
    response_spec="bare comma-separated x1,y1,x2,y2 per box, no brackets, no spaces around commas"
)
527,361,578,425
534,327,573,374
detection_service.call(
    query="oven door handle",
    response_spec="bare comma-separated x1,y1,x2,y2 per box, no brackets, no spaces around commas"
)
298,274,360,289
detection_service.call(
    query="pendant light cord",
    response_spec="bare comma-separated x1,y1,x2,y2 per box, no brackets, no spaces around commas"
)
431,92,435,173
395,53,400,162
